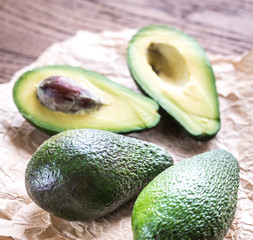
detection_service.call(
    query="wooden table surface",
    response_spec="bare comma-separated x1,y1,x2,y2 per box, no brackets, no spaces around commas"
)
0,0,253,84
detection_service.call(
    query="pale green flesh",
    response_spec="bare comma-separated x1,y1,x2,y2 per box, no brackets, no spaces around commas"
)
13,66,160,134
128,25,220,139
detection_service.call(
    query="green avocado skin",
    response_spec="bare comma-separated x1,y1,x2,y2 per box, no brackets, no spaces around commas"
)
132,149,240,240
25,129,173,221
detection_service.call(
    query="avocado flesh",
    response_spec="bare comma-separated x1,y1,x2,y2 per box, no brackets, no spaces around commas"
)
13,65,160,134
132,149,240,240
25,129,173,221
128,25,220,140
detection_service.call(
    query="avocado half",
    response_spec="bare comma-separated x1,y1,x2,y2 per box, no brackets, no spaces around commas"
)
127,25,220,140
13,65,160,134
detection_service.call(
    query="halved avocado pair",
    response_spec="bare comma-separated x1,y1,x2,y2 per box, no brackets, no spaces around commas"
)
13,25,220,140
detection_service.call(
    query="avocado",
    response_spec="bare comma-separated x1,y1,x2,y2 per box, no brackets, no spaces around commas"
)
13,65,160,135
25,128,173,221
127,25,220,140
132,149,240,240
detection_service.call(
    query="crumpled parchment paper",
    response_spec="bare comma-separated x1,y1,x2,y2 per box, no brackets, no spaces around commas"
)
0,29,252,240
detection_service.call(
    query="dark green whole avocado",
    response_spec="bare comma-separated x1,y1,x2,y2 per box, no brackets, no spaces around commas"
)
13,65,160,135
127,25,220,140
25,129,173,221
132,149,240,240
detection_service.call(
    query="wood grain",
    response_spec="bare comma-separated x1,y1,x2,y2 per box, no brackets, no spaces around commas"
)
0,0,253,83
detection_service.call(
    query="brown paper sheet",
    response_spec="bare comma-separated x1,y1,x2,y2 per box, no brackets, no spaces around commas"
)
0,29,252,240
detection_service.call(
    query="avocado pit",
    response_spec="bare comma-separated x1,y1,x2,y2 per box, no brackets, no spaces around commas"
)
37,75,102,114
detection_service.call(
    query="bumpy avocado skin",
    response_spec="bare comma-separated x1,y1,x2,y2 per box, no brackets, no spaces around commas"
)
25,129,173,221
132,149,240,240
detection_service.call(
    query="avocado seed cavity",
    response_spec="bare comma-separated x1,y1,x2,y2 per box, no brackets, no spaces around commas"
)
147,43,189,87
37,76,103,114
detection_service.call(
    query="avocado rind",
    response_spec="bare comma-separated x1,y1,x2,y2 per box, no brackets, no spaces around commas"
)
13,65,161,135
25,128,173,221
131,149,240,240
127,25,220,140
